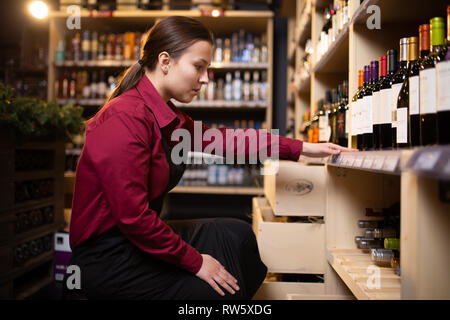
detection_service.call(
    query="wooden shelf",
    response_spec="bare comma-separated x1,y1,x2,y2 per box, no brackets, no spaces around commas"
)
328,149,414,176
312,23,349,74
403,146,450,181
170,185,263,195
296,75,311,94
327,249,401,300
54,60,268,70
173,100,268,109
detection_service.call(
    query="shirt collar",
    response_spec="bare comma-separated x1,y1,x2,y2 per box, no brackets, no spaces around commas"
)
136,75,178,128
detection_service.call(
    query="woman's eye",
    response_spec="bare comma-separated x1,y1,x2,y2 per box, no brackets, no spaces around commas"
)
195,65,202,70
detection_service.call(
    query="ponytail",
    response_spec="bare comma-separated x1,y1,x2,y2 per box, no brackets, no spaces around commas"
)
107,61,145,102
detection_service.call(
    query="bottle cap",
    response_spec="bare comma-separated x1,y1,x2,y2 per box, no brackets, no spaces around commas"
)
387,49,397,73
380,55,387,77
430,17,445,46
407,36,419,62
399,38,408,62
370,61,379,80
419,24,431,51
364,65,370,84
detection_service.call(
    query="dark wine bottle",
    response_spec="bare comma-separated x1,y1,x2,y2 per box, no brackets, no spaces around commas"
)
410,25,431,146
337,80,349,147
351,70,364,148
420,18,447,146
373,56,386,150
358,66,369,150
380,50,397,149
436,5,450,145
362,65,374,150
397,37,419,148
392,38,409,149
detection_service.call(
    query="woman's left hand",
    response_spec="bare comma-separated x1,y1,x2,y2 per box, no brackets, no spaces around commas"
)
300,142,359,158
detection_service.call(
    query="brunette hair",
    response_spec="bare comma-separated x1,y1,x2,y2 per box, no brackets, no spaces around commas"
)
107,16,214,102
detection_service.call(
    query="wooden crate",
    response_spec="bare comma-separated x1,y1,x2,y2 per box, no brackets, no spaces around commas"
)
263,160,327,216
253,197,325,274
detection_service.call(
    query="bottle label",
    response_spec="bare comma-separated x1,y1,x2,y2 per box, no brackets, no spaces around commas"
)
391,83,403,128
345,108,350,135
419,68,437,114
319,114,329,142
366,96,373,133
409,75,420,115
372,91,381,125
380,88,392,124
351,101,357,135
397,107,408,143
436,61,450,112
355,100,361,135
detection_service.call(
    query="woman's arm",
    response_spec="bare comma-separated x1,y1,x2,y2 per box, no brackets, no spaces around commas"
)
179,110,303,162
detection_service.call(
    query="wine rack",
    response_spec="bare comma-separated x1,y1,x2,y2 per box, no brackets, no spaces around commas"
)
0,129,65,299
283,0,450,300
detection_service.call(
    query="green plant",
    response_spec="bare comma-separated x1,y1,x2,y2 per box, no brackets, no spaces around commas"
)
0,82,85,141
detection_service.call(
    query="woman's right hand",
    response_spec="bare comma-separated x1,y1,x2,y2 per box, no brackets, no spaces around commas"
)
195,254,240,296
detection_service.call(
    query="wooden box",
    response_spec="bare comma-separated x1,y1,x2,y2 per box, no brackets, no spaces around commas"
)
263,160,327,216
252,197,325,274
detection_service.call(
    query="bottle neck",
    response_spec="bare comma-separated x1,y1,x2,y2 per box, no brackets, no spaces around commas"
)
420,49,430,59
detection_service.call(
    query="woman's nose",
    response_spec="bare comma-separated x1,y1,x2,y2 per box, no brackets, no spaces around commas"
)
199,70,209,84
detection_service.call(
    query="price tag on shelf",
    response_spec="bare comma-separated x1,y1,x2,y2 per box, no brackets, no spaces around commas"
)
383,155,399,172
347,156,355,167
362,157,374,169
414,149,442,171
372,156,385,170
354,156,364,168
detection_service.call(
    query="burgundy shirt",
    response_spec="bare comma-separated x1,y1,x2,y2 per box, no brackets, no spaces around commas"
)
70,75,303,274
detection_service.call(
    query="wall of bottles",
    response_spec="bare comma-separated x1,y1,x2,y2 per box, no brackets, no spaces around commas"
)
179,163,263,188
349,7,450,150
301,80,349,147
300,4,449,149
354,203,401,275
317,0,350,59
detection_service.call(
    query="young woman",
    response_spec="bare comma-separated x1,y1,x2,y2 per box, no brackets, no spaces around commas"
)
66,16,355,300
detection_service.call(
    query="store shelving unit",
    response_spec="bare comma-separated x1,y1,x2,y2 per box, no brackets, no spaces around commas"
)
49,8,274,196
274,0,450,300
0,131,65,299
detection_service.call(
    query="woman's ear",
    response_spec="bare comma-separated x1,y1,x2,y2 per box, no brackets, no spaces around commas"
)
158,51,170,75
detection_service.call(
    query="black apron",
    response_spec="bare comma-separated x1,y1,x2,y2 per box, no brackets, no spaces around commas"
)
64,94,267,300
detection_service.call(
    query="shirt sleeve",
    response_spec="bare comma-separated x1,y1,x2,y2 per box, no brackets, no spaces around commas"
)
84,111,203,274
178,110,303,162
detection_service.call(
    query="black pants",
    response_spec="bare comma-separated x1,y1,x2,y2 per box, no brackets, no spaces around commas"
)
64,218,267,300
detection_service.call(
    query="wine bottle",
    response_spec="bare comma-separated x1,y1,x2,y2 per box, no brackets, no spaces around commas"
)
338,80,349,147
373,56,386,150
420,18,447,146
330,88,339,144
351,70,364,148
410,25,431,146
392,38,409,149
380,50,397,149
436,5,450,145
365,62,378,150
397,37,419,148
384,238,400,251
357,67,369,149
371,248,397,264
